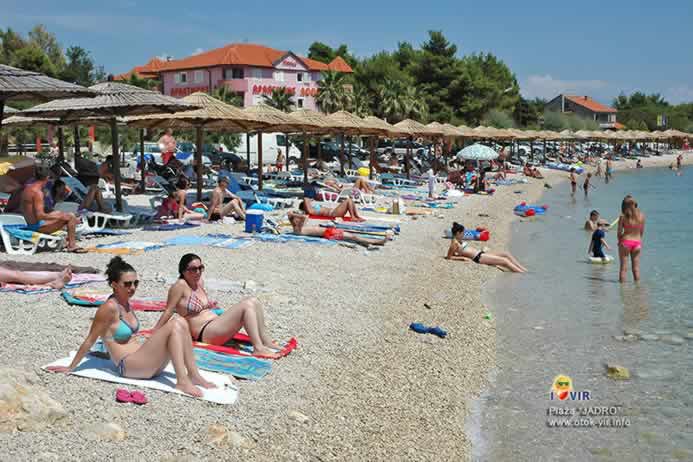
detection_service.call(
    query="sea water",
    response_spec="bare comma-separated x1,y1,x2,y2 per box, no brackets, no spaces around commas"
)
469,167,693,461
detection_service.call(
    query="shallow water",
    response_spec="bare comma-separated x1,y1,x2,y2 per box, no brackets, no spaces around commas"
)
470,167,693,461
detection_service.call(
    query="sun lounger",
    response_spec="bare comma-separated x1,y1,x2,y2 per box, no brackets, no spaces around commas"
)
54,201,133,233
0,214,65,255
43,352,238,404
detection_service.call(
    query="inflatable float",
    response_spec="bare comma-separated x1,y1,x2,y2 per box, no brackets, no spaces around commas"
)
444,227,491,241
587,255,614,264
546,162,585,174
514,202,548,217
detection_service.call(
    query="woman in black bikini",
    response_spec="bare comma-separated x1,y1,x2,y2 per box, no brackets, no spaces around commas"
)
154,254,280,358
446,222,527,273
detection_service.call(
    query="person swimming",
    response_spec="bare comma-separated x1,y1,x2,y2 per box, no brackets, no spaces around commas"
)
617,195,645,282
446,222,527,273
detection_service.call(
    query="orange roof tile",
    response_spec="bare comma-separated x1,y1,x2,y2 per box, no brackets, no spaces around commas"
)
114,57,167,81
614,122,625,130
565,95,617,113
327,56,353,73
155,43,352,73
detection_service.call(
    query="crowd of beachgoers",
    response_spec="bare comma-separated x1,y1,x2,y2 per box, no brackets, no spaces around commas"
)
0,142,689,460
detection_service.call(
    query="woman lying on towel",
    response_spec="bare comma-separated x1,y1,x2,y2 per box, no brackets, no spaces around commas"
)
153,254,281,359
288,211,388,246
47,257,215,397
323,177,375,194
446,222,527,273
0,265,72,289
299,197,364,221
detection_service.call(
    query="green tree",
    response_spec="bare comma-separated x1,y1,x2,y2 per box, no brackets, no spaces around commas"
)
316,70,348,113
212,85,243,106
262,87,294,112
483,109,515,128
393,41,418,70
11,45,56,76
401,86,428,121
127,73,158,90
346,84,371,118
377,78,406,122
307,41,335,63
0,28,26,64
354,51,411,115
61,46,96,86
27,24,65,73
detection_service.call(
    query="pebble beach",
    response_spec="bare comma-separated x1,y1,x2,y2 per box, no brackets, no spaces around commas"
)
0,152,688,461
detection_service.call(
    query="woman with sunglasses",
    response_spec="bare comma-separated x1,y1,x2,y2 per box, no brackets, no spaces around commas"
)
154,254,280,358
47,257,216,397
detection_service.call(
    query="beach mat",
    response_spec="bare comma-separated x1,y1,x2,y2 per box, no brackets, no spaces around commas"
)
87,241,167,255
141,329,298,360
250,233,337,246
194,348,271,380
0,261,100,273
0,273,107,295
62,289,167,311
82,228,133,236
43,352,238,404
144,222,201,232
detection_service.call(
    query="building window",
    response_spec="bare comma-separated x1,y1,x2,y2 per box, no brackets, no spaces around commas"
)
232,68,244,79
303,72,311,82
273,71,284,82
297,72,303,83
174,72,187,84
194,70,204,83
297,98,304,108
252,68,263,79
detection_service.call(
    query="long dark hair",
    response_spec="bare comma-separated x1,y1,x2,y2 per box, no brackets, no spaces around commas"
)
451,222,465,236
178,253,201,278
106,256,135,283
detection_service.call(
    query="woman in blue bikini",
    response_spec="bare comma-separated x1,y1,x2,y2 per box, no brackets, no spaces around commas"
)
47,257,215,397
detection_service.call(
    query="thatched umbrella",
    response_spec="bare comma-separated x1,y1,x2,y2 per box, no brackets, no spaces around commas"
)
393,119,437,178
360,116,408,178
287,108,332,184
323,110,371,176
127,92,266,199
2,105,17,119
241,104,301,190
0,64,95,133
17,80,197,210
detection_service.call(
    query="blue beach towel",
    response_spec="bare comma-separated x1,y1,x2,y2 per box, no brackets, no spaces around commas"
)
143,222,200,231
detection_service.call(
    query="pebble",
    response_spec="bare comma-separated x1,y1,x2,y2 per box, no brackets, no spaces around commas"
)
0,368,67,432
244,280,257,290
623,328,642,337
288,410,310,424
86,422,127,442
640,334,660,341
606,365,631,380
685,332,693,340
661,334,685,345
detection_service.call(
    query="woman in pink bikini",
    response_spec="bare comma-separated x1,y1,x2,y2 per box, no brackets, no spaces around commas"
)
617,195,645,282
154,254,280,358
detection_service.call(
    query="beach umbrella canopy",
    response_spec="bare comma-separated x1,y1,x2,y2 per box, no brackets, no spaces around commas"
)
17,80,198,211
394,119,437,138
2,105,18,120
242,104,300,132
324,110,371,135
362,116,408,137
288,108,333,134
457,143,500,161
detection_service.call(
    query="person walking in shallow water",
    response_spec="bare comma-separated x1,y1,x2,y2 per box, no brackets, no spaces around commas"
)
617,195,645,283
569,168,577,196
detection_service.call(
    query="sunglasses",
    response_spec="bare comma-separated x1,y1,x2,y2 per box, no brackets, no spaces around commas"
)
557,381,569,387
121,280,139,288
186,265,205,273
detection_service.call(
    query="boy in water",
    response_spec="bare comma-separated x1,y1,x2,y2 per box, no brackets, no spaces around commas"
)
569,168,577,196
583,172,594,197
588,221,610,261
584,210,600,231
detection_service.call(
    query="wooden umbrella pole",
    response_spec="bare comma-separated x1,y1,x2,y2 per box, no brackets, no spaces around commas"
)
73,126,81,160
257,131,263,191
369,136,375,179
406,137,412,179
317,138,322,164
110,118,123,212
57,126,65,162
348,135,353,171
302,132,308,186
196,126,204,201
0,101,4,154
339,135,345,176
246,133,251,174
139,129,146,193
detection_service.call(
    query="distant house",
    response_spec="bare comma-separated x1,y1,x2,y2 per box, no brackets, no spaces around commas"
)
545,94,622,129
114,57,168,81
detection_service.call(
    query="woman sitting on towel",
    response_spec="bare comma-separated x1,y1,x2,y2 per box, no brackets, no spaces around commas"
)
154,254,281,359
299,197,364,221
172,177,206,221
288,211,388,246
47,257,215,397
0,264,72,289
446,222,527,273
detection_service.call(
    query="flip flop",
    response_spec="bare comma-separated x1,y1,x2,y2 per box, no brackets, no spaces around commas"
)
115,388,132,403
129,390,148,405
65,247,88,254
428,326,448,338
409,322,429,334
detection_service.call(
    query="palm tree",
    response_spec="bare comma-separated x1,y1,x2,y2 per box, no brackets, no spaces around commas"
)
212,85,243,107
347,84,371,118
262,87,294,112
401,86,428,121
377,79,405,122
316,70,347,113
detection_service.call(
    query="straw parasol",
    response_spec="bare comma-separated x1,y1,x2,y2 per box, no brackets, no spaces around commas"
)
287,109,333,183
18,80,197,210
0,64,96,132
127,92,266,198
393,119,437,178
2,105,17,120
363,116,407,137
321,110,371,176
427,121,459,138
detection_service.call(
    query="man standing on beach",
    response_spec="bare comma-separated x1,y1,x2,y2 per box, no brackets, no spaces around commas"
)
159,128,177,165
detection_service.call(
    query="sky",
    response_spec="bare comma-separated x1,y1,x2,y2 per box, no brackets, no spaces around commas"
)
2,0,693,105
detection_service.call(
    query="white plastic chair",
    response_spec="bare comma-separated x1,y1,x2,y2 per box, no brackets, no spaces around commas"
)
318,190,340,204
0,214,65,255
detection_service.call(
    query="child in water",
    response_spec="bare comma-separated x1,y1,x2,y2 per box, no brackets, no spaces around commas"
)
569,168,577,196
583,172,594,197
588,221,610,261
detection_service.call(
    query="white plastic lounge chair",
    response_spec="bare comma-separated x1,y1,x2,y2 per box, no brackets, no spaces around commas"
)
54,202,132,233
0,214,65,255
318,190,340,204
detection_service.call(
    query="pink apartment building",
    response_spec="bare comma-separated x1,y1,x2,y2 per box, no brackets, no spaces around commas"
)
117,43,352,110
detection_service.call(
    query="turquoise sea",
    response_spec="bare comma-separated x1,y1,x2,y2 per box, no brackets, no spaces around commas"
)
469,166,693,461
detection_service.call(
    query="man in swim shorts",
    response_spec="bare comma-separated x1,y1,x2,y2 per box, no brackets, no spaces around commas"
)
287,211,388,247
207,177,245,221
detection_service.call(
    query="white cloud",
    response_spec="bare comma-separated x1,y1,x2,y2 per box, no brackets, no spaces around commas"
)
664,85,693,104
157,53,173,61
521,74,609,100
191,48,205,55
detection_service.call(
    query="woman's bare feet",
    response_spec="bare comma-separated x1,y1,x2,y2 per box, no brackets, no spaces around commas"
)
176,381,203,397
263,339,282,350
48,267,72,289
253,346,280,359
190,373,217,389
